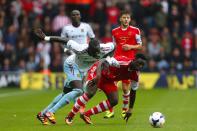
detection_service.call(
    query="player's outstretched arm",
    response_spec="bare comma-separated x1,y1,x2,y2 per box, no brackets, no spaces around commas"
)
34,28,69,44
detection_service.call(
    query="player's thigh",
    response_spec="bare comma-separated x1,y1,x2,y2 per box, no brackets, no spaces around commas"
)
99,80,118,96
122,80,131,91
101,81,119,106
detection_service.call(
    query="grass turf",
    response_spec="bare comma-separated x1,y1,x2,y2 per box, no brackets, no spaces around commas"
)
0,88,197,131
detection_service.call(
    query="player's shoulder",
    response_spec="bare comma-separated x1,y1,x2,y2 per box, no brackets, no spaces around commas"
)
62,24,73,30
112,26,121,32
129,26,140,32
81,22,91,27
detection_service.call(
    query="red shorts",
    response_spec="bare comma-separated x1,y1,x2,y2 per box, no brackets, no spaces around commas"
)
98,78,118,95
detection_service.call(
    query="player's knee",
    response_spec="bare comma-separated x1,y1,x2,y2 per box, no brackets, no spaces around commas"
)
86,91,94,98
66,89,83,102
85,84,97,98
73,88,83,95
131,81,139,91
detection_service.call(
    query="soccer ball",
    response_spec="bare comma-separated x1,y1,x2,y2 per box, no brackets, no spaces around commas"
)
149,112,165,128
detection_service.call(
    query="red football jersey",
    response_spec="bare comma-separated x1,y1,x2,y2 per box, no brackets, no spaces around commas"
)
86,56,138,83
112,26,142,60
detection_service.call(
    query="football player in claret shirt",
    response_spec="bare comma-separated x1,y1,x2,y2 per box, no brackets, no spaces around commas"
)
34,11,115,125
35,10,96,125
104,10,143,118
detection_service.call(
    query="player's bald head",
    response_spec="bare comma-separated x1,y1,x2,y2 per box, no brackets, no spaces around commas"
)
71,10,81,16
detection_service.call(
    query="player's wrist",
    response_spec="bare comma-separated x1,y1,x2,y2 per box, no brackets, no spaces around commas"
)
44,36,50,41
129,45,134,50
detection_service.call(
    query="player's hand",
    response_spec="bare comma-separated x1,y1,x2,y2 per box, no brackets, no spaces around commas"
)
105,56,120,68
87,78,97,88
34,28,46,40
122,44,132,51
123,110,132,123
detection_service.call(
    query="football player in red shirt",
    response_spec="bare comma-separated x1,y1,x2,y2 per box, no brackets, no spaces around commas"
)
65,54,147,124
104,10,143,118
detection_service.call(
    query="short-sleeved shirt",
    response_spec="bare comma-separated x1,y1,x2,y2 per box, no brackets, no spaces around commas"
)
61,22,95,45
64,40,115,71
112,26,142,60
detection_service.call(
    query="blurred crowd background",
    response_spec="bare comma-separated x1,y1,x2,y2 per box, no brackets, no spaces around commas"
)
0,0,196,73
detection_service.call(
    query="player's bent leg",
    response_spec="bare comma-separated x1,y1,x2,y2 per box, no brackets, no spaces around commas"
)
40,93,64,115
65,81,98,124
104,91,118,118
80,91,118,124
36,112,49,125
65,92,91,125
106,91,119,108
81,99,115,124
48,88,83,113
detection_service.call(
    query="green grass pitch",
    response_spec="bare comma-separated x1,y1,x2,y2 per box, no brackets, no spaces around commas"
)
0,88,197,131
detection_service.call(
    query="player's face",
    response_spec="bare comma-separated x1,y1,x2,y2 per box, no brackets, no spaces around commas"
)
120,14,131,28
71,11,81,24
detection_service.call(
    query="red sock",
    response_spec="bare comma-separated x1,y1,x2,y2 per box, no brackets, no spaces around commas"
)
68,93,89,118
84,100,112,117
109,107,113,112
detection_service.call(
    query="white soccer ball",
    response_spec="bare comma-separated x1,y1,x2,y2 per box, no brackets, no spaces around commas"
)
149,112,165,128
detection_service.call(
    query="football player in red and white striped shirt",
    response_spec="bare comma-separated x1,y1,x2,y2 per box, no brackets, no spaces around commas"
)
65,54,147,124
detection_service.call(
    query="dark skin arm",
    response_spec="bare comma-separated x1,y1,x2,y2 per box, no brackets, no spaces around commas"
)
34,28,69,44
34,28,87,55
87,59,110,88
84,59,108,98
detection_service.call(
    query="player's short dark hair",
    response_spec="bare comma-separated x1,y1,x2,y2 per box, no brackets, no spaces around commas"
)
135,53,147,61
120,10,131,17
128,53,147,71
